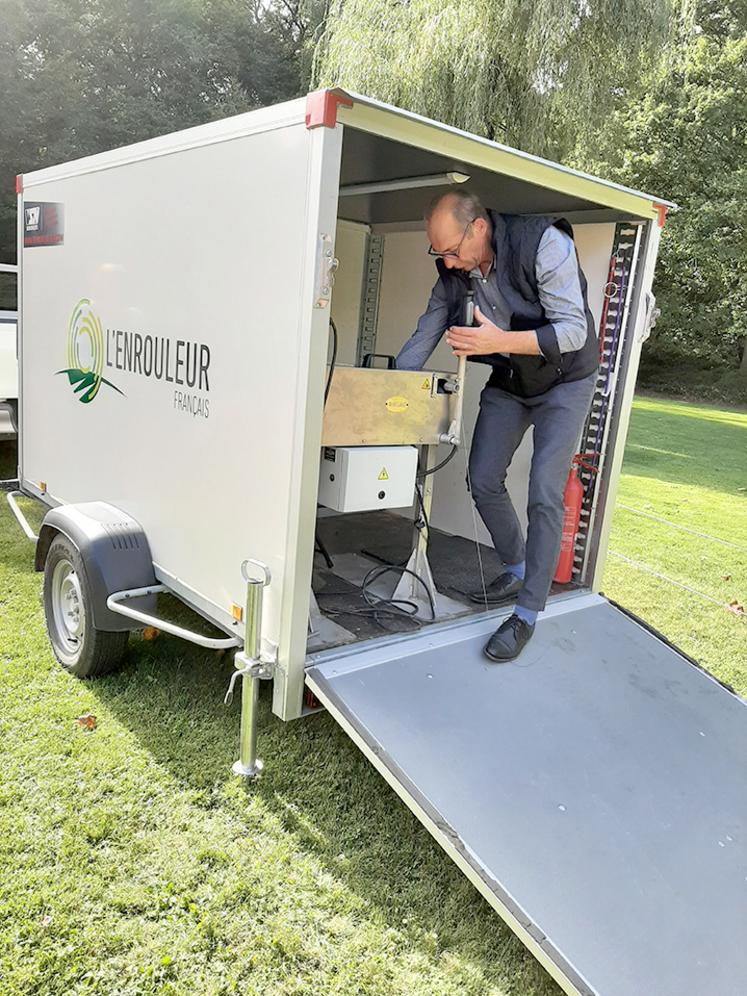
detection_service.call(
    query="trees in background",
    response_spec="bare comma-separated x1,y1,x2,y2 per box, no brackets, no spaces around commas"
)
576,4,747,394
313,0,671,161
315,0,747,397
2,0,745,395
0,0,323,261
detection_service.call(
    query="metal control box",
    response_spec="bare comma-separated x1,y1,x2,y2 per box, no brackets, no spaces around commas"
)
321,366,457,446
318,445,417,512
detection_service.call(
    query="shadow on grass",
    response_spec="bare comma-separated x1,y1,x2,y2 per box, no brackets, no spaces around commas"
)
87,632,557,993
0,493,556,993
622,397,747,496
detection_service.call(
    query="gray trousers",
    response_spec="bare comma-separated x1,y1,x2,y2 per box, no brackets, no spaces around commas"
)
468,371,597,612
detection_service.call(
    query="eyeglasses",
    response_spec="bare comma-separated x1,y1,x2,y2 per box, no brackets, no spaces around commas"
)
427,220,474,258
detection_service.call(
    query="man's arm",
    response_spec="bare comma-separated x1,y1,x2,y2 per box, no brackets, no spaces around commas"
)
445,226,588,360
533,226,589,365
395,279,450,371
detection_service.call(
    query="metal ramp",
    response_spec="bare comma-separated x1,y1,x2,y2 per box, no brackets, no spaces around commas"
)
306,593,747,996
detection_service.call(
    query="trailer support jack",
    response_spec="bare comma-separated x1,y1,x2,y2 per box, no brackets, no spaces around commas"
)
225,559,273,779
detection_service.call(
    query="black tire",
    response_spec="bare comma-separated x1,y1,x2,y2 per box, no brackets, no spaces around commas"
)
43,533,129,678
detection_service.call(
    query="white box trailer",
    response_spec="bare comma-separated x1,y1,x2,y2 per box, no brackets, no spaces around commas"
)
9,89,746,996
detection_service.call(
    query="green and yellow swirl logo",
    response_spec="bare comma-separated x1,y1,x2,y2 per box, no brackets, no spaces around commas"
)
57,299,123,403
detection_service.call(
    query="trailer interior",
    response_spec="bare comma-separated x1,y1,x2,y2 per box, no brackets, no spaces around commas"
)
309,121,650,656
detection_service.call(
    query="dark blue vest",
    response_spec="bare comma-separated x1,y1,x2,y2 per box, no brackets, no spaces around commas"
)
436,211,598,397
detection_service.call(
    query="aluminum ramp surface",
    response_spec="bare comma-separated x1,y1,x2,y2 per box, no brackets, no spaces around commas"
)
306,593,747,996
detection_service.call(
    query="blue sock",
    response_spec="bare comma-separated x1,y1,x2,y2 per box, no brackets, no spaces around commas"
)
514,605,538,626
504,560,525,580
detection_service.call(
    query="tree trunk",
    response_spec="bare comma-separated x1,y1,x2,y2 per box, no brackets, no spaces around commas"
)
740,338,747,377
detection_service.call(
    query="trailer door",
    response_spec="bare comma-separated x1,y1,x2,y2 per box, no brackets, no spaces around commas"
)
306,592,747,996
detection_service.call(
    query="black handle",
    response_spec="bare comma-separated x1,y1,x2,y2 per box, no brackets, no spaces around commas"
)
362,353,397,369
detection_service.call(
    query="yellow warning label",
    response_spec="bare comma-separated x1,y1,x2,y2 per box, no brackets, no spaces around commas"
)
385,395,409,413
421,378,430,390
378,468,389,481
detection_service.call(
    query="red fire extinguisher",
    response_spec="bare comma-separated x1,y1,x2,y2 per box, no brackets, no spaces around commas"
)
554,455,597,584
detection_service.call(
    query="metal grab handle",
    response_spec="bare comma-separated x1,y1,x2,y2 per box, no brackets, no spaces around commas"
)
6,491,39,541
107,585,240,650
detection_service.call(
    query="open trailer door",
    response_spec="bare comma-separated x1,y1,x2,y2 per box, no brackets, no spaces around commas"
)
306,592,747,996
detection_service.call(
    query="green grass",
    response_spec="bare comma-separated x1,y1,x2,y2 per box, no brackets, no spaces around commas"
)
0,394,745,995
601,395,746,695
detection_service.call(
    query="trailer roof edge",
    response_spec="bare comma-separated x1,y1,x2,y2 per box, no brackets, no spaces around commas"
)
20,97,309,188
334,89,677,220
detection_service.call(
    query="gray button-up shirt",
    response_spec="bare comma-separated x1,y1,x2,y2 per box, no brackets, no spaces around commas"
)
396,226,588,370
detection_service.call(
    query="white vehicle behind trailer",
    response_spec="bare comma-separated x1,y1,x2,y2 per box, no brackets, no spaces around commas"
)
0,262,18,435
9,89,746,996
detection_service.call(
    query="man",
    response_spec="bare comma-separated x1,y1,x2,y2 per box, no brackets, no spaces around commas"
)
396,190,598,661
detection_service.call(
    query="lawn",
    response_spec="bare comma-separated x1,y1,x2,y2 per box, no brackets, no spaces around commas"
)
0,395,745,996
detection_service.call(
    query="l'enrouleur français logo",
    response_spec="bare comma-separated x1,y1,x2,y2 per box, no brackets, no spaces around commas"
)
56,298,212,417
57,298,124,403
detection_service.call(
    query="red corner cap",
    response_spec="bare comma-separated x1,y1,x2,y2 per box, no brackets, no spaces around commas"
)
655,203,667,228
305,90,353,129
15,175,23,194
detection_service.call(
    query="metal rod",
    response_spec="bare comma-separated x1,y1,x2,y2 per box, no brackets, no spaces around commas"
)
452,355,467,442
107,584,240,649
6,490,38,541
236,668,261,777
231,558,271,779
244,568,264,660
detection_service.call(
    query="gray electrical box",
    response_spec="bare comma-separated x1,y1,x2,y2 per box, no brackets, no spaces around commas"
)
318,445,417,513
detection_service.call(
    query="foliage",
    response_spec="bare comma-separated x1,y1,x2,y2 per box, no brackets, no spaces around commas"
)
313,0,747,391
313,0,671,158
576,14,747,380
0,0,316,262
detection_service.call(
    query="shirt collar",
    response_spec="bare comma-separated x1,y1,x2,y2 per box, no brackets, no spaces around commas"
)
469,253,495,280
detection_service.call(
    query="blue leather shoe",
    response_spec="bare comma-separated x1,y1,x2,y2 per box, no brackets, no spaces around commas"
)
484,614,535,661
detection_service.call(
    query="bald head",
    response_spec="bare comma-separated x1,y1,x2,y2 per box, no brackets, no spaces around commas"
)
425,190,489,227
425,189,493,274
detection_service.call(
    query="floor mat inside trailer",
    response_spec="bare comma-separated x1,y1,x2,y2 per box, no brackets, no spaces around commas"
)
306,594,747,996
315,509,506,596
312,511,577,649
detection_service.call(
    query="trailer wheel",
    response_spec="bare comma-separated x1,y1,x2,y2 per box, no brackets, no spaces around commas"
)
43,534,129,678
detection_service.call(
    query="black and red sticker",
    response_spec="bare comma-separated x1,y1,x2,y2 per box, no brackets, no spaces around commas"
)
23,202,64,247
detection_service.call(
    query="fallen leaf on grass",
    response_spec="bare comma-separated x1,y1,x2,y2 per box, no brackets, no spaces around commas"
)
75,713,97,730
725,600,744,617
722,574,731,582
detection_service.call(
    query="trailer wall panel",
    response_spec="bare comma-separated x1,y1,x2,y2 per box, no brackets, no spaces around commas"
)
21,123,320,647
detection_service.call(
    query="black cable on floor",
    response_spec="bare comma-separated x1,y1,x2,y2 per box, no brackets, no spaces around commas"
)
315,561,436,632
361,563,436,621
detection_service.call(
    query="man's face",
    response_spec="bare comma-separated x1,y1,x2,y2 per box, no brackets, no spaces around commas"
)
427,210,490,271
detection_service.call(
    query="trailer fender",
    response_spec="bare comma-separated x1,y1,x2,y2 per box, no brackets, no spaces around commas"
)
35,502,157,632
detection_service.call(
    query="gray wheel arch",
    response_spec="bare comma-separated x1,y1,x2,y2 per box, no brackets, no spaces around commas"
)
36,502,157,631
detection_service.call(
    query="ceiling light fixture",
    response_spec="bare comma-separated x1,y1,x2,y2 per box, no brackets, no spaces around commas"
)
338,171,470,197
